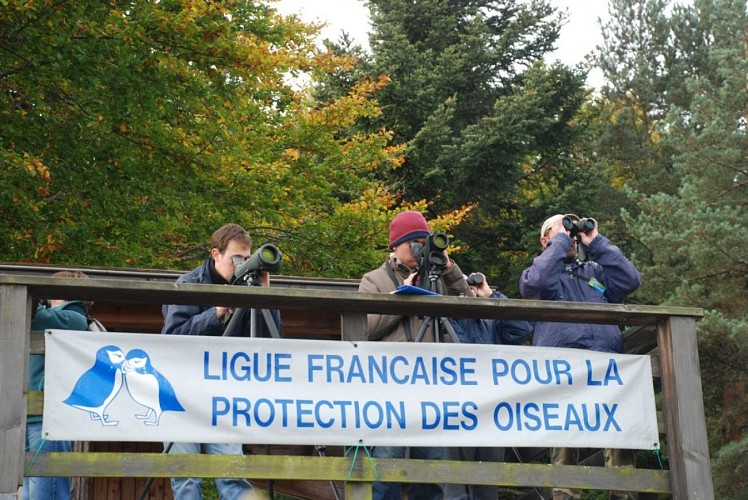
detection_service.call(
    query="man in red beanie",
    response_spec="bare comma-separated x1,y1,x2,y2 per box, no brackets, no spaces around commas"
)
359,210,471,342
358,210,471,500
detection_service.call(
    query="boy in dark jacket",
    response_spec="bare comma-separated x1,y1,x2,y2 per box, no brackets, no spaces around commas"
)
161,223,280,500
445,273,532,500
24,270,92,500
519,214,641,500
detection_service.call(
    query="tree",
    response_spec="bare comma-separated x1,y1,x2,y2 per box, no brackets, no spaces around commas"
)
594,0,747,487
316,0,588,286
0,0,414,277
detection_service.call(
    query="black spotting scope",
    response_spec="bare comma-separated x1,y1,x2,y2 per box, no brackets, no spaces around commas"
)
230,243,282,285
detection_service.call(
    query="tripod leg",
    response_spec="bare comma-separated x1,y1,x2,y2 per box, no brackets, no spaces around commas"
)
250,308,257,337
260,309,281,338
438,317,461,344
414,316,433,343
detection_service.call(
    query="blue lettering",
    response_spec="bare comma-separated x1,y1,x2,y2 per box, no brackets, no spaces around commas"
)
543,403,561,430
362,401,384,428
230,352,251,381
385,401,406,429
586,359,602,386
276,399,293,427
603,404,621,431
462,402,478,430
493,402,514,431
254,398,275,427
442,401,461,430
534,359,553,384
440,357,457,385
315,400,335,428
411,357,429,384
204,351,220,380
583,403,601,431
307,354,324,382
391,356,409,384
211,397,230,426
605,359,623,385
492,359,508,384
553,360,572,384
564,404,583,431
232,397,251,426
459,358,477,385
512,360,531,384
347,355,366,383
334,400,351,427
296,399,314,428
326,355,344,383
368,356,387,383
421,402,440,429
523,403,542,431
275,353,292,382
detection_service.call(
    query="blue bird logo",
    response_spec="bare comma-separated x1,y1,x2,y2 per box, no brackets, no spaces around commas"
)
122,349,185,425
63,345,126,426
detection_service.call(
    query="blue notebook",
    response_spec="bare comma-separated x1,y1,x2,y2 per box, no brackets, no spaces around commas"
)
392,285,440,296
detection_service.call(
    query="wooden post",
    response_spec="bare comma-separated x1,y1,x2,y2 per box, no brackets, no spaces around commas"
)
0,285,31,498
657,317,714,499
340,312,367,342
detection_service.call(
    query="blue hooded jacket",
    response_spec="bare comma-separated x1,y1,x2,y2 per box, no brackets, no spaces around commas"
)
161,258,281,337
519,233,641,353
452,291,533,345
28,300,90,423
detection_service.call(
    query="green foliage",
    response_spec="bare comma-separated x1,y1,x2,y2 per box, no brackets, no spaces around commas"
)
594,1,747,494
0,0,409,277
316,0,588,290
712,435,748,500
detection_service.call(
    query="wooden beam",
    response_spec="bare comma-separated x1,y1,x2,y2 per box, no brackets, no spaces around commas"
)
0,285,30,496
0,275,703,325
657,317,714,499
25,452,672,493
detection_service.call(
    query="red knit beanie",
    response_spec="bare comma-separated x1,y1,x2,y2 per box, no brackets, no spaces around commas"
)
389,211,430,249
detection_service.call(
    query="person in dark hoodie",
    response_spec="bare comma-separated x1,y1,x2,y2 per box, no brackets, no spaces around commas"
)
444,272,533,500
24,270,92,500
161,223,280,500
519,214,641,500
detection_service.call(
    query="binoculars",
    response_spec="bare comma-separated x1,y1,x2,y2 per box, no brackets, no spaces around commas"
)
562,216,595,237
466,273,485,287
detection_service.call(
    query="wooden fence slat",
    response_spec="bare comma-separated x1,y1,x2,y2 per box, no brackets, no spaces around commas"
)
0,285,30,496
25,452,672,493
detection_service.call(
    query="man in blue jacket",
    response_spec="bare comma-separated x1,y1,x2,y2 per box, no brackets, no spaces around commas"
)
519,214,641,500
445,273,532,500
24,270,92,500
161,223,281,500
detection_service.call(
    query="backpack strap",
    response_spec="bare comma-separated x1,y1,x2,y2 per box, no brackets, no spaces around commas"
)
88,317,108,332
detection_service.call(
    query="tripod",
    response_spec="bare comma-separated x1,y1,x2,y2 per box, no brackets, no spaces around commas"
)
140,289,281,500
223,304,281,338
412,267,460,344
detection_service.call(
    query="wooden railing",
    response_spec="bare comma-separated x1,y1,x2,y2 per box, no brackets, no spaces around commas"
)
0,275,713,499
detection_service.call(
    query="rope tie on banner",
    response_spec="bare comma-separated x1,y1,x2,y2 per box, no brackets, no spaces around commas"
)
25,435,47,475
344,440,379,482
652,445,664,470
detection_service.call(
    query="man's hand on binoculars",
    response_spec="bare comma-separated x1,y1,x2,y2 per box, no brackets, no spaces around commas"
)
403,271,418,287
578,218,598,246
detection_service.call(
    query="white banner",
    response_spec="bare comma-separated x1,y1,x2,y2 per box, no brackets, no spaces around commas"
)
43,330,659,449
